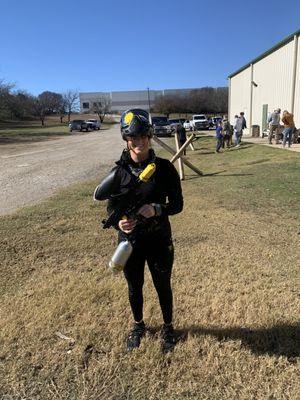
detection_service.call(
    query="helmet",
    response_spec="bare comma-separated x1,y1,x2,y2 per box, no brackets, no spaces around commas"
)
120,108,153,140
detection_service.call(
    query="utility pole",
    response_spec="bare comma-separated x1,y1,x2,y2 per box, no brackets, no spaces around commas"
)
147,87,151,112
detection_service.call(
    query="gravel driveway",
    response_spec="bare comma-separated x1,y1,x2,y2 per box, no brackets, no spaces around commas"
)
0,125,124,215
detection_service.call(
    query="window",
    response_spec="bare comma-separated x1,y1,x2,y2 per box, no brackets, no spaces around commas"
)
82,102,90,109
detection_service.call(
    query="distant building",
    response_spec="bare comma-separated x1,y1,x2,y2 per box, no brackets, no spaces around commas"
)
228,29,300,135
79,88,195,114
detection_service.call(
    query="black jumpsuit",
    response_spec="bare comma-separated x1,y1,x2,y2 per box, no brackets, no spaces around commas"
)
107,149,183,324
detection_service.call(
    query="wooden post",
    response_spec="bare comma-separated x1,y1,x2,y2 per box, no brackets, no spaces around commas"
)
174,132,185,180
170,134,195,163
152,136,203,176
188,136,195,151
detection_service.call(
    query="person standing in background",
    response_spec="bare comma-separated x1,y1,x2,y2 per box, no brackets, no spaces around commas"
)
234,115,243,147
222,117,232,148
240,112,247,138
215,121,223,153
282,110,295,148
176,123,187,155
268,108,281,144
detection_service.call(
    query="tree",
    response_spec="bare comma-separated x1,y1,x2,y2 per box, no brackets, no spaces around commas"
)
58,98,67,123
38,91,63,114
62,91,79,122
91,96,111,122
187,87,228,114
0,79,15,120
153,87,228,116
9,91,35,119
32,96,47,126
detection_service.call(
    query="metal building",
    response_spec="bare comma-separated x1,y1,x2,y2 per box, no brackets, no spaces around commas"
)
79,88,195,113
228,29,300,135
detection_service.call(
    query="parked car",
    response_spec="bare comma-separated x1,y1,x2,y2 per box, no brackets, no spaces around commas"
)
183,120,192,131
69,120,90,132
86,119,101,130
168,118,186,129
210,116,223,129
190,114,210,131
152,116,172,137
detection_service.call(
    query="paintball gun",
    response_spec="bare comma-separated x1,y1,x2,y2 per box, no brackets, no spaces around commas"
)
94,162,157,274
101,162,156,229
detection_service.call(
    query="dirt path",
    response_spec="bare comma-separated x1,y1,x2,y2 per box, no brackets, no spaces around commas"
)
0,126,124,215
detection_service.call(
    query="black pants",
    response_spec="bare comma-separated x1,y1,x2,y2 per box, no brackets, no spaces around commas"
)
179,140,186,155
216,138,223,152
123,240,174,324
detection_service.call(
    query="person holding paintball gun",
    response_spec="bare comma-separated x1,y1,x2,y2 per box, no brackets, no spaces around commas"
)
94,109,183,353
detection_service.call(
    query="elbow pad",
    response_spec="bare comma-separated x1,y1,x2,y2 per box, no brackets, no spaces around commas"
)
94,167,120,201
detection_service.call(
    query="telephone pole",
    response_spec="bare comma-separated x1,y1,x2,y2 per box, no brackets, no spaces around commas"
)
147,87,151,112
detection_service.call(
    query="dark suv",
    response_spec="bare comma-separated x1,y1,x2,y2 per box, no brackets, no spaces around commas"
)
69,120,89,132
152,116,172,137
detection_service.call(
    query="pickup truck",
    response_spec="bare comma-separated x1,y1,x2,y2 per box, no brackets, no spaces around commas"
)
190,114,210,131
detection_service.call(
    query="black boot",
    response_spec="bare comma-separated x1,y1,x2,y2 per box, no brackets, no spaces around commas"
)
126,321,146,351
161,324,176,353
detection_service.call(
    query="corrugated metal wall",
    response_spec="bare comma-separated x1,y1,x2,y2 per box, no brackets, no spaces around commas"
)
229,34,300,132
252,40,294,128
293,37,300,127
229,66,251,129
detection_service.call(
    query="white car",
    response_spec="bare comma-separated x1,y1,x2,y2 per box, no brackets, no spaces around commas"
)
183,120,192,131
190,114,210,131
86,119,101,130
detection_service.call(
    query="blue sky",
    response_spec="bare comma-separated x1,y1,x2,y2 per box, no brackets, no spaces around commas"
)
0,0,299,95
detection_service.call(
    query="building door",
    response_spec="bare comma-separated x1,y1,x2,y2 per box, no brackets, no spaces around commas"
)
262,104,268,132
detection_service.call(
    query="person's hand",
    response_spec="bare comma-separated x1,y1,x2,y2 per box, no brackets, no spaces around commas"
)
137,204,156,219
118,218,136,234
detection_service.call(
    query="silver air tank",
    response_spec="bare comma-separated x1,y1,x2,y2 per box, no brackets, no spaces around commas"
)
109,240,133,274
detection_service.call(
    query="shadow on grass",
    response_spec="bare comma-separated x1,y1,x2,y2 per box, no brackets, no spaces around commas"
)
198,151,216,155
182,171,254,180
177,324,300,359
203,172,254,177
234,144,253,149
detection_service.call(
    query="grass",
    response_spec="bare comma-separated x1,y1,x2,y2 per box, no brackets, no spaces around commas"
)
0,138,300,399
0,114,116,142
0,125,71,139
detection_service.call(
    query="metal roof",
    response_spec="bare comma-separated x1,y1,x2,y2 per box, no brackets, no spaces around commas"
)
228,28,300,79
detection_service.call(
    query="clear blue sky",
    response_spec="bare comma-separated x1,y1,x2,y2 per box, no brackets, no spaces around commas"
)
1,0,299,95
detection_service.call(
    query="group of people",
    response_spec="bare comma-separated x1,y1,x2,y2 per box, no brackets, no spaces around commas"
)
215,112,246,153
215,108,297,153
267,108,295,148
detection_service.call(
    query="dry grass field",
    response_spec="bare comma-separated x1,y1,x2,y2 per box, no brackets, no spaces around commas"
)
0,137,299,399
0,114,115,142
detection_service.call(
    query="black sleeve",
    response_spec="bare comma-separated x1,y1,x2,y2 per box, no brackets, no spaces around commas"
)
106,198,121,231
93,166,120,201
163,161,183,216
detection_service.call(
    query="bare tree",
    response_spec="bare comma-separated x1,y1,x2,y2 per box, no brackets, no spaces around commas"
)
32,96,47,126
188,87,228,114
62,90,79,122
153,87,228,116
9,91,35,119
0,79,15,120
38,91,63,114
91,96,112,122
58,98,67,123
